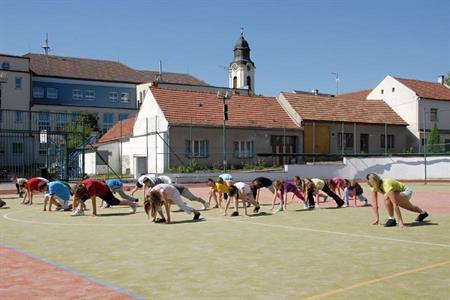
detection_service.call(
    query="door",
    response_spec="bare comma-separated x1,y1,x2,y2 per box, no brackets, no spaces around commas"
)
360,134,369,153
134,156,148,178
304,125,330,161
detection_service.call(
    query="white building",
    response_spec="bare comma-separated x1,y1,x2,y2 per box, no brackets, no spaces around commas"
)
367,75,450,152
0,54,31,111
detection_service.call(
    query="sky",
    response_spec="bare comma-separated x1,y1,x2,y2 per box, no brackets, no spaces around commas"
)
1,0,449,96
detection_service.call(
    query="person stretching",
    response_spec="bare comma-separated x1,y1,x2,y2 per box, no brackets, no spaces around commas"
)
250,177,275,204
303,178,345,208
225,182,261,217
104,179,138,208
172,184,209,210
72,179,136,216
272,180,306,212
144,184,201,224
20,177,49,205
366,173,428,228
39,181,71,212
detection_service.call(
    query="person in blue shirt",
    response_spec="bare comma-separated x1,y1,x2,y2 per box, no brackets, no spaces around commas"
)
39,181,71,211
103,179,138,208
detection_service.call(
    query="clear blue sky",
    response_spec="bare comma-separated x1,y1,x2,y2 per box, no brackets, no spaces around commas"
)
1,0,449,96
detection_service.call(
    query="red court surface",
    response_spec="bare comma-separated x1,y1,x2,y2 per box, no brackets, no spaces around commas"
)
0,246,138,300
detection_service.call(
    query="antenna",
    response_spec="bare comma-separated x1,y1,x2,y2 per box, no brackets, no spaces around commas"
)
155,60,163,82
331,72,339,96
42,33,51,56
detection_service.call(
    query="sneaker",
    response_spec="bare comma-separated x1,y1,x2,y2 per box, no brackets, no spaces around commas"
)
202,202,209,210
337,203,344,208
102,202,111,208
415,212,429,222
71,209,84,216
275,206,284,213
384,219,397,227
193,212,201,220
303,203,309,209
0,200,5,208
342,204,348,208
154,218,166,223
253,206,260,213
55,205,64,211
231,211,239,217
129,202,137,214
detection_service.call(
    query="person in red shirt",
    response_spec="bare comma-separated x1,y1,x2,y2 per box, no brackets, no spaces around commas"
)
72,179,136,216
20,177,49,205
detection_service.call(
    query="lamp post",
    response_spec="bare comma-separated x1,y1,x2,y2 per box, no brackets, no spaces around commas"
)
217,90,232,171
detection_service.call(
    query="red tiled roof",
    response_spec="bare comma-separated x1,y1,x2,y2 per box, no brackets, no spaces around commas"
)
98,117,136,143
25,54,208,86
138,71,209,86
280,92,407,126
337,89,372,100
395,77,450,101
26,54,143,83
151,88,299,129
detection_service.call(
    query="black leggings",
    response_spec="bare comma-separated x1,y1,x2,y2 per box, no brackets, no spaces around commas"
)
16,183,20,194
322,184,344,206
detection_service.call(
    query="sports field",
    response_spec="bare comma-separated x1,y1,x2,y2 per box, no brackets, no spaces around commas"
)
1,183,449,299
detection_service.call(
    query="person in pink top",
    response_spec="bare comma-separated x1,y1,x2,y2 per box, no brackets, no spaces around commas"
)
20,177,49,205
144,184,201,224
72,179,136,216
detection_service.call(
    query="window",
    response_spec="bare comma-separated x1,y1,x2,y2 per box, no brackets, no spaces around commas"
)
47,88,58,99
233,140,255,158
15,77,22,89
72,89,83,100
15,111,23,123
381,134,395,149
120,92,129,103
185,139,209,158
56,113,67,130
246,76,251,90
337,133,354,149
39,143,47,156
85,90,95,101
12,142,23,154
233,76,237,89
103,113,114,131
109,91,118,102
392,87,395,93
118,113,128,121
0,144,4,154
430,108,438,122
38,111,50,130
381,89,384,95
33,87,44,98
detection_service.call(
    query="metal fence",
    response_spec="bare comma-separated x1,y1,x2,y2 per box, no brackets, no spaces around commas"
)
0,109,90,181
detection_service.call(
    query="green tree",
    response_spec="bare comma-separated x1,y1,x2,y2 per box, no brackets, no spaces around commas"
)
445,71,450,85
427,123,441,153
65,112,98,152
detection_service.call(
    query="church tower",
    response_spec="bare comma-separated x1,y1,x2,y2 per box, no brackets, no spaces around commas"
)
229,29,255,92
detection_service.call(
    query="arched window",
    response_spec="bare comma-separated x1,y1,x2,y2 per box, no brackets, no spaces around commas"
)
233,76,237,89
246,76,251,90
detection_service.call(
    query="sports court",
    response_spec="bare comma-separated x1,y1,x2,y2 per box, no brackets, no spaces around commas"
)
1,183,449,299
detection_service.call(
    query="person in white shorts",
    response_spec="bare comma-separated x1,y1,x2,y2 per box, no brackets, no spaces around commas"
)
366,173,429,228
131,174,172,199
38,181,71,211
144,184,200,224
224,182,261,217
172,184,209,210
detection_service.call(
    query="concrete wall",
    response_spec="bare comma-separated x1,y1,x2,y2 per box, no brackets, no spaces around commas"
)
169,156,450,183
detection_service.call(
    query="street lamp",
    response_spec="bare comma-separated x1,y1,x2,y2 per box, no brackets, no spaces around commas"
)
217,90,232,171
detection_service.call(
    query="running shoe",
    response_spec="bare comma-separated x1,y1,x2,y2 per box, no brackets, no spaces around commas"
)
275,206,284,213
129,202,137,214
303,203,309,209
193,212,201,220
415,212,429,222
71,209,84,216
154,218,166,223
253,206,260,213
202,202,209,210
384,219,397,227
231,211,239,217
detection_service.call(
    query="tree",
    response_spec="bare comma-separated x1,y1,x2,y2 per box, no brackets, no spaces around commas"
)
445,71,450,86
427,123,441,153
65,112,99,152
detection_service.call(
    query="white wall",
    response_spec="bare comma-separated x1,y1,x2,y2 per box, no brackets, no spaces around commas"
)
131,88,169,175
285,156,450,180
0,55,31,110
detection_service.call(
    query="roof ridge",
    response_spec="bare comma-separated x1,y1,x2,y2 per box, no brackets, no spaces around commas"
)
394,76,443,85
152,86,273,99
24,52,132,67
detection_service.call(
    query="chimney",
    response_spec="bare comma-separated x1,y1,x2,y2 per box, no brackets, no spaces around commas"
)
312,89,319,95
438,75,445,85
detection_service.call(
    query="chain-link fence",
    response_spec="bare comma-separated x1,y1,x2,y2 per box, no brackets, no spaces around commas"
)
0,109,90,181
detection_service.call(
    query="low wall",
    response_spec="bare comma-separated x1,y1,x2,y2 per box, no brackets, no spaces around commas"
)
170,156,449,183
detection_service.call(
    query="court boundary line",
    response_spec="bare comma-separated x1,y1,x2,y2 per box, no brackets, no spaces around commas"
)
301,260,450,299
0,242,146,300
208,217,450,249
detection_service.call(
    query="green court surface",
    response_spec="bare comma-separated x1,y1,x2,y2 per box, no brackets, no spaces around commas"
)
1,183,449,299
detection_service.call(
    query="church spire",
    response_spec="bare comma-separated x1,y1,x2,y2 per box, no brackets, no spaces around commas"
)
229,29,255,92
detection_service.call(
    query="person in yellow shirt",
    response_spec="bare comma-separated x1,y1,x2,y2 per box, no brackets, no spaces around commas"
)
366,173,428,228
207,178,231,208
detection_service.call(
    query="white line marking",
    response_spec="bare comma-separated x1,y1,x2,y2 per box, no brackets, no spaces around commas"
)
208,216,450,249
